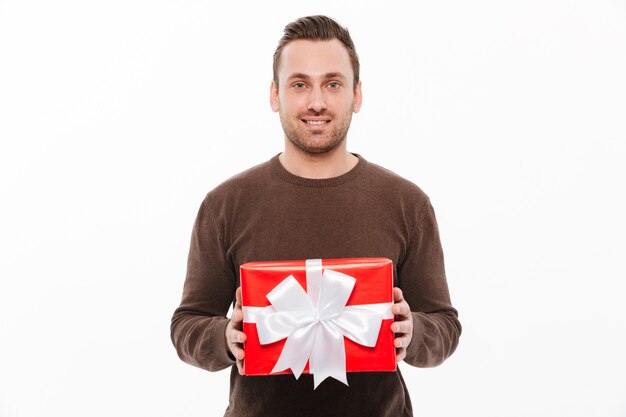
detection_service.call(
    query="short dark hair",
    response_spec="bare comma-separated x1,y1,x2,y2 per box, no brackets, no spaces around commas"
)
273,15,360,90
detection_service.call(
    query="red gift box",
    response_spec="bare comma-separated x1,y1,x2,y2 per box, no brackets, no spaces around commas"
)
240,258,396,387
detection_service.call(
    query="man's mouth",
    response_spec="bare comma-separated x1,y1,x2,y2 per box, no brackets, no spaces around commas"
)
301,117,331,126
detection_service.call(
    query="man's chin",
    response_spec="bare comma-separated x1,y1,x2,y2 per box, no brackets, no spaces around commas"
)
290,138,344,155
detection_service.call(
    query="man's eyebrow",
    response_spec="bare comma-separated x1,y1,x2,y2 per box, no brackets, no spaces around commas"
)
323,72,348,80
287,72,348,81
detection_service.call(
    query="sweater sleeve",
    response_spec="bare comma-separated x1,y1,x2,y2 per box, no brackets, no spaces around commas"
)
170,196,236,372
400,198,461,367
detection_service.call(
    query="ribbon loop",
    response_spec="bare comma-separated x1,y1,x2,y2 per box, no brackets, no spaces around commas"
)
317,269,355,319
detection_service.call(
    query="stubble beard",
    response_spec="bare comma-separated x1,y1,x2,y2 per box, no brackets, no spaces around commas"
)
280,108,354,155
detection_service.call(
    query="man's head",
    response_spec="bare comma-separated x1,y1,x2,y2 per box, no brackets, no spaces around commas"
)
270,16,362,155
273,15,360,91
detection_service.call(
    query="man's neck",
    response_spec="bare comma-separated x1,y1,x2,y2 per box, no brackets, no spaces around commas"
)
279,142,359,179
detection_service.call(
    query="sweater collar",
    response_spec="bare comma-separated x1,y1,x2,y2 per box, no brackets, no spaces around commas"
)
270,153,367,188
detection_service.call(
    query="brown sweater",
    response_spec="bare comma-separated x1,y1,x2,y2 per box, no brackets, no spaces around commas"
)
171,154,461,417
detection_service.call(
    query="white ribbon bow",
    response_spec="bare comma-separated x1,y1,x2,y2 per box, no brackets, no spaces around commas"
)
249,259,388,388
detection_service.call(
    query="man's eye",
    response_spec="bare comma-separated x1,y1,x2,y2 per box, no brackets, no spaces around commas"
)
328,82,341,89
293,82,306,89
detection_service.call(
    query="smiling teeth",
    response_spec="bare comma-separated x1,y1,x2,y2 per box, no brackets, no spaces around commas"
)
306,121,327,125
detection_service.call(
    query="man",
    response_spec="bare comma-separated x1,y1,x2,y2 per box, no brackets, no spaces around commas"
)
171,15,461,417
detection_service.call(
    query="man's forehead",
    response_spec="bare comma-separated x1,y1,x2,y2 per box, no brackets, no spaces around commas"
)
278,39,353,80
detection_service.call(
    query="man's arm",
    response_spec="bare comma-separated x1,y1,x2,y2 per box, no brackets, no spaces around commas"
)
399,198,461,367
170,197,236,372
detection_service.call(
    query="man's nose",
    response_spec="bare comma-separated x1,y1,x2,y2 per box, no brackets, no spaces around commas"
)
307,87,327,113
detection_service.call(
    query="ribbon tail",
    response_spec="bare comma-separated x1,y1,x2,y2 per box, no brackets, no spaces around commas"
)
271,323,316,379
311,321,348,389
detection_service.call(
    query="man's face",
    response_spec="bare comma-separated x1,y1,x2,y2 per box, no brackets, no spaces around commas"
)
270,39,362,154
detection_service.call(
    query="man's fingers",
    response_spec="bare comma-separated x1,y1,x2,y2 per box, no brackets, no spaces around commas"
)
232,346,245,360
392,288,410,317
231,287,244,327
392,301,410,317
395,347,407,363
228,331,246,375
394,335,411,348
225,293,247,374
229,329,247,344
235,287,243,307
231,308,244,323
391,288,412,364
391,321,411,334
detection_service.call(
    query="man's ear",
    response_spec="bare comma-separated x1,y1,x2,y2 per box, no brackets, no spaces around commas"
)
353,80,363,113
270,80,279,112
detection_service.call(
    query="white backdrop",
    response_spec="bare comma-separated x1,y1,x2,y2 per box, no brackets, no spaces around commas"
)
1,1,625,416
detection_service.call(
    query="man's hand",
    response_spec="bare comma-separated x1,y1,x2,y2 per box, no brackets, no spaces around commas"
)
391,287,413,363
225,287,247,374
